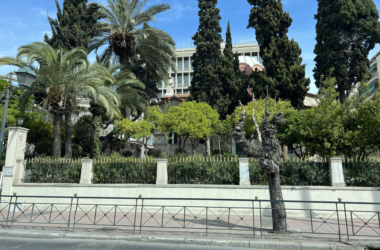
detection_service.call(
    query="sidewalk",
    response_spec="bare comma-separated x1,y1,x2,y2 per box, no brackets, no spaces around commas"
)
0,227,378,250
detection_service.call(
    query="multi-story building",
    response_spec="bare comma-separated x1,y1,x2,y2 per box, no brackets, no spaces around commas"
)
156,43,262,100
365,51,380,98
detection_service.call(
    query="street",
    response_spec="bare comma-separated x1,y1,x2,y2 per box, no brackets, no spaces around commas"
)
0,237,267,250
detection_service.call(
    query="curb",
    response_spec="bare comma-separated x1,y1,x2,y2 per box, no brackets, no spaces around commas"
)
0,230,377,250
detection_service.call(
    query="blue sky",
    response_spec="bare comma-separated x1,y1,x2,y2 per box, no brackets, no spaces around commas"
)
1,0,380,94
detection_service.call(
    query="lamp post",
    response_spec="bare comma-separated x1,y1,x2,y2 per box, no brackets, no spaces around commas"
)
0,67,36,155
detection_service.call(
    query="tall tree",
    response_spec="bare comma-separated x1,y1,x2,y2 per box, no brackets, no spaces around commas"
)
223,21,244,116
188,0,233,119
247,0,310,109
44,0,106,50
90,0,175,155
314,0,380,104
44,0,106,158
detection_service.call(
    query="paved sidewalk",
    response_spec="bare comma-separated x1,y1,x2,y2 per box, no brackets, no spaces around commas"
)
0,228,379,250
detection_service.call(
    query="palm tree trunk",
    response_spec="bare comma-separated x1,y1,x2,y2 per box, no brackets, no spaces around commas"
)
121,106,132,156
53,114,63,157
65,112,72,159
90,114,101,159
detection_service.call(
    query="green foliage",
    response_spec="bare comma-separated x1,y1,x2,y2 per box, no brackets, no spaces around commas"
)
25,158,81,183
278,73,344,158
249,159,330,186
188,0,235,119
228,98,294,139
91,0,176,86
17,112,53,156
45,0,106,50
92,158,157,184
343,159,380,187
168,156,239,185
247,0,310,109
115,118,154,141
159,101,220,154
314,0,380,103
147,149,161,158
72,115,92,157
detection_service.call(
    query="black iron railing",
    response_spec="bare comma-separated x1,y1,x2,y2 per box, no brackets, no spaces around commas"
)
0,195,379,242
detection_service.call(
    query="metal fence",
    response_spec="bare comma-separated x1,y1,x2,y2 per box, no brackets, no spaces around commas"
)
23,158,82,184
249,159,330,186
168,156,239,184
343,159,380,187
92,158,157,184
0,195,379,242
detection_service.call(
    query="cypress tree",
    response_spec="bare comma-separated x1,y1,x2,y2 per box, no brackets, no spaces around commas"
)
188,0,233,119
314,0,380,104
44,0,106,50
223,21,244,116
247,0,310,109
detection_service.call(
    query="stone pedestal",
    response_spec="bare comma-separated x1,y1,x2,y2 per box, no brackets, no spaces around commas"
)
330,158,345,187
156,159,168,185
2,127,29,195
239,158,250,186
80,159,93,185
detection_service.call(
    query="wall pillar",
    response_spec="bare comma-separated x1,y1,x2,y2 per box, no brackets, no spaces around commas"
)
239,158,250,186
156,159,168,185
2,127,29,195
330,158,345,187
80,159,93,185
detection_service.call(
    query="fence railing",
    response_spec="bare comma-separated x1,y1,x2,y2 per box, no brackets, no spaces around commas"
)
168,156,239,185
0,195,379,242
23,158,82,184
92,158,157,184
343,158,380,187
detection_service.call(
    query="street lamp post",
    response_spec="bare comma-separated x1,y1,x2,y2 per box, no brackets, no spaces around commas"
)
0,67,36,156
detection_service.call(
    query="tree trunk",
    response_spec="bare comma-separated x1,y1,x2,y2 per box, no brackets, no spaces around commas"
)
231,100,287,232
267,172,287,232
53,114,63,157
338,87,346,104
121,107,132,157
206,136,211,156
90,115,101,159
65,112,72,159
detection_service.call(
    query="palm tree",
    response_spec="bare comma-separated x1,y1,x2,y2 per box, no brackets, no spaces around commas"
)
90,0,177,93
0,42,116,158
96,54,148,156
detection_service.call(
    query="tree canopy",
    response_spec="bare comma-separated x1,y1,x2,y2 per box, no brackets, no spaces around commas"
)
313,0,380,104
247,0,310,109
44,0,106,50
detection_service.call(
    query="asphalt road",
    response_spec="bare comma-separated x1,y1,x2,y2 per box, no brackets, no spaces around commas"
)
0,237,267,250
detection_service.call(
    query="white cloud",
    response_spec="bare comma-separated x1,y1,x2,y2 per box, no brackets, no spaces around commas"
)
282,0,304,5
157,1,196,22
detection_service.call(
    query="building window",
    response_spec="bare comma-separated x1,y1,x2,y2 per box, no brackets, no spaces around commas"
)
252,52,258,61
245,53,250,57
176,89,182,95
184,57,190,71
177,74,183,87
184,73,189,87
171,74,176,89
157,92,163,99
183,89,189,94
177,58,183,71
168,133,178,144
191,59,194,71
190,73,193,83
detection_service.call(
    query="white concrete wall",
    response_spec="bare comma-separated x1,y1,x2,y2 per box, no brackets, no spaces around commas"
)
10,184,380,217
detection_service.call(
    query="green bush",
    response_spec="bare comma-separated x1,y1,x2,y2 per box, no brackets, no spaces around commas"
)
25,158,81,183
168,156,239,185
92,158,157,184
249,159,330,186
148,149,161,158
343,160,380,187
